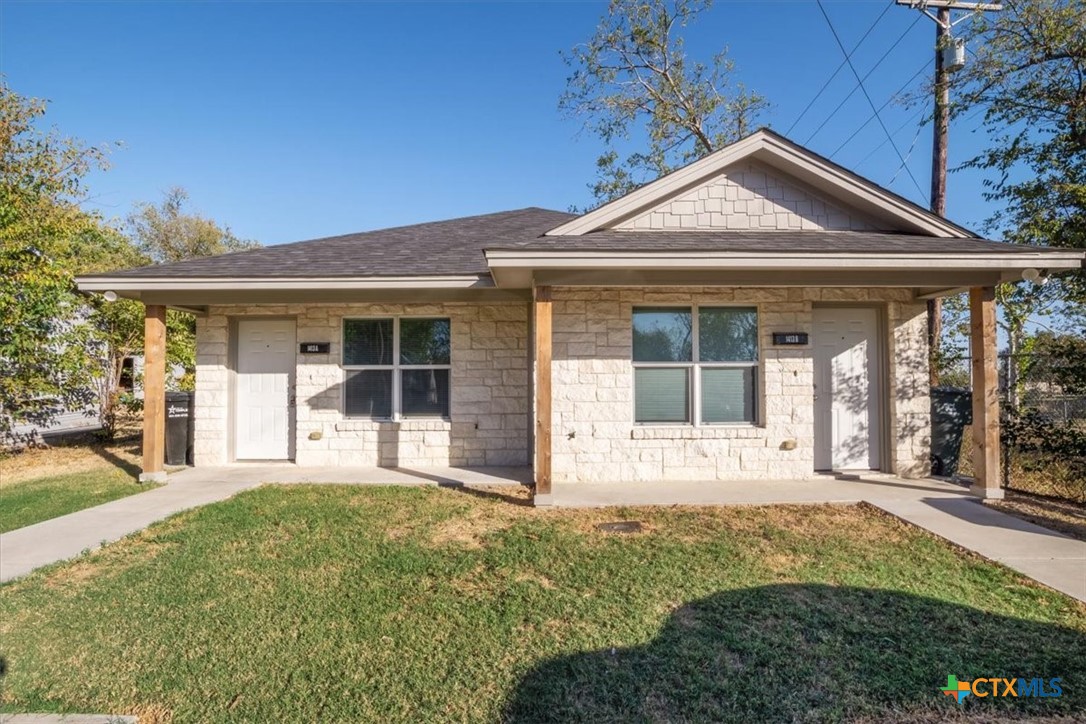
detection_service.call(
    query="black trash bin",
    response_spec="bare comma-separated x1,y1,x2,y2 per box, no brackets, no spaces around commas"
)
165,391,195,466
930,386,972,477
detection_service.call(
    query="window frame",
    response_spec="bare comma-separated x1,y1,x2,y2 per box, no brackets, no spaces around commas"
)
631,304,761,427
341,316,452,421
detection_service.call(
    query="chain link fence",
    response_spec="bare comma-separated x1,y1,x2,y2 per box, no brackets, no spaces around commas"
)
936,352,1086,503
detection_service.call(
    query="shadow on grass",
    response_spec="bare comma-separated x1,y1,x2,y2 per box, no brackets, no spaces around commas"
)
88,441,142,481
504,584,1086,722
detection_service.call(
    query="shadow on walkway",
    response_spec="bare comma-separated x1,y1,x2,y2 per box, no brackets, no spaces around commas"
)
392,467,534,507
504,584,1086,722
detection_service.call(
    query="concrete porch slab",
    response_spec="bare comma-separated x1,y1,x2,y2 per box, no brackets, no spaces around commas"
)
167,464,533,487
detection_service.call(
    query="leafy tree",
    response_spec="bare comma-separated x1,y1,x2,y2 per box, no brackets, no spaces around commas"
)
122,188,258,402
955,0,1085,305
0,81,116,441
1024,331,1086,396
935,1,1085,385
561,0,767,207
128,187,258,264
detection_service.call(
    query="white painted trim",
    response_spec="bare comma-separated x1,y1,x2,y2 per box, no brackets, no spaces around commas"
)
75,275,492,292
544,130,974,238
485,249,1085,271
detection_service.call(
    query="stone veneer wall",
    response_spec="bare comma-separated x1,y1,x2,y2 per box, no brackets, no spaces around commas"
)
194,302,530,467
549,287,930,482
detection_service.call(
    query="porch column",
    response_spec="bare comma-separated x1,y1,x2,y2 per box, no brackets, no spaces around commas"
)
533,285,553,504
140,304,168,483
969,286,1002,499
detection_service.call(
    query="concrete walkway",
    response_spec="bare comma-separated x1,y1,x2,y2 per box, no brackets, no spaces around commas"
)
0,465,530,583
553,474,1086,602
0,473,260,583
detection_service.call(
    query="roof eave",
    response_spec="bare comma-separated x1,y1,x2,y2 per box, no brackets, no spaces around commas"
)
484,248,1085,291
75,274,495,293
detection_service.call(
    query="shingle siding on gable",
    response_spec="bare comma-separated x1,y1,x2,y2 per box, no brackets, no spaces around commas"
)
615,162,878,232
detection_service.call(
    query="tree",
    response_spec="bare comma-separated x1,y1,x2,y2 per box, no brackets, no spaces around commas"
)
561,0,767,207
128,187,258,264
933,1,1085,387
955,0,1086,300
0,81,116,441
123,188,258,401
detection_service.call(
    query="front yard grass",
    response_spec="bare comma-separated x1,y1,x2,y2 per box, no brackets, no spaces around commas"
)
1,485,1083,722
0,440,157,533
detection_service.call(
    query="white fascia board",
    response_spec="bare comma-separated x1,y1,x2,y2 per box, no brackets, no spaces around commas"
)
485,250,1086,271
753,136,969,237
544,130,971,238
75,275,492,292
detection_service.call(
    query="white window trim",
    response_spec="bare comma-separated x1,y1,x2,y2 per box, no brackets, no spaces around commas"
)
631,304,761,427
341,316,452,421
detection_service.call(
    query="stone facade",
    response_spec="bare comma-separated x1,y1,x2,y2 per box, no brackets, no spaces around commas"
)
194,302,530,467
616,161,878,232
548,287,930,483
193,289,930,482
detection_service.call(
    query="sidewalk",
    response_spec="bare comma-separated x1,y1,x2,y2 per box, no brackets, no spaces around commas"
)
0,474,260,583
0,465,529,583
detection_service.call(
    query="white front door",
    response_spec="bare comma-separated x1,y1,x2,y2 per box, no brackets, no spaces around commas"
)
235,319,295,460
813,307,881,471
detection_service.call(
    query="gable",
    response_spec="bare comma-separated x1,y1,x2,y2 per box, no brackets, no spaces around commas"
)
546,129,975,238
614,161,878,232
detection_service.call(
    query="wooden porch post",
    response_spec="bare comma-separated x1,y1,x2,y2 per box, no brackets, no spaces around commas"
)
140,304,168,483
533,286,553,504
969,286,1002,499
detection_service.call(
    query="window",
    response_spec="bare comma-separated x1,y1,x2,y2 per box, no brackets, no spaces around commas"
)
343,317,450,419
632,306,758,424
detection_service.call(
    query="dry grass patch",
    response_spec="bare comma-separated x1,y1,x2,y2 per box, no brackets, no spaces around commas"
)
987,491,1086,542
0,436,141,485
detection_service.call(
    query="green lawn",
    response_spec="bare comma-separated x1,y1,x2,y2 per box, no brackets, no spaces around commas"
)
0,467,158,534
1,485,1083,722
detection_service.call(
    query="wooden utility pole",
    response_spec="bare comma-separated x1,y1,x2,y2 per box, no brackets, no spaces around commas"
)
896,1,1002,386
928,6,951,386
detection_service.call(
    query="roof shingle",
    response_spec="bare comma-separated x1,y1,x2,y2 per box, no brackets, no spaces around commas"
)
84,207,1042,282
86,208,575,279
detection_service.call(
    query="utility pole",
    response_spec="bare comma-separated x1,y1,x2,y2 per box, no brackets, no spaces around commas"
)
896,0,1001,386
929,5,951,387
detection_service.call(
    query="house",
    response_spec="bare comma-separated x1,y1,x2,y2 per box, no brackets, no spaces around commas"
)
76,130,1085,504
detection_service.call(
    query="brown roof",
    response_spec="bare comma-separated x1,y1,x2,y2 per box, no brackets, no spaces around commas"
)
84,208,575,279
82,207,1043,282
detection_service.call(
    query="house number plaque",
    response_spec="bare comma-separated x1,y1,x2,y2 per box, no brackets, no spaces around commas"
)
300,342,330,354
772,332,809,346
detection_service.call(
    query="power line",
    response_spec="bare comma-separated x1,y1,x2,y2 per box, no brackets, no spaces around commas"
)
804,12,922,145
815,0,926,198
854,108,925,168
785,0,895,136
828,57,929,158
889,118,926,185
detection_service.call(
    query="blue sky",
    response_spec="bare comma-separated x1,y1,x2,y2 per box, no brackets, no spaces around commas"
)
2,0,998,246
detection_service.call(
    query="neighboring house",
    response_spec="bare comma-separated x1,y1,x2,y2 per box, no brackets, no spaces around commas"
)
77,130,1085,503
